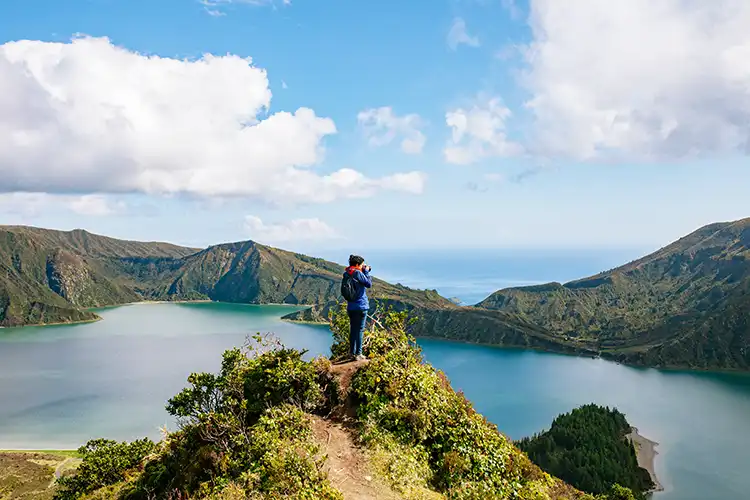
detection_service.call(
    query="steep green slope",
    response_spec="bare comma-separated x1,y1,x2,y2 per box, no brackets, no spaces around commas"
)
477,218,750,370
0,226,453,327
0,230,139,326
150,240,456,310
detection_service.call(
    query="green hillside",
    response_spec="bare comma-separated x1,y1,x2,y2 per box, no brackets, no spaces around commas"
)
0,226,453,327
4,220,750,371
476,218,750,370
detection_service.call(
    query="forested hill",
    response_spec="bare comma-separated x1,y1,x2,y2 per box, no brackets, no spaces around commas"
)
471,217,750,370
516,404,655,499
0,225,454,327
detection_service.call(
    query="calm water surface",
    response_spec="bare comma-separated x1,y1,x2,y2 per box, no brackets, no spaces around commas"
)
1,303,749,500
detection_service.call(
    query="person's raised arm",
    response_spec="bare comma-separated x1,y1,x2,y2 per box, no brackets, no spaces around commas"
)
357,268,373,288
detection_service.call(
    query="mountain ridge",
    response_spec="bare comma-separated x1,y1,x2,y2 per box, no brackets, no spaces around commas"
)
0,225,455,327
2,220,749,371
475,217,750,370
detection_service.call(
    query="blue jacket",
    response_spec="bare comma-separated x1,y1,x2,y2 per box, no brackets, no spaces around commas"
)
344,266,372,311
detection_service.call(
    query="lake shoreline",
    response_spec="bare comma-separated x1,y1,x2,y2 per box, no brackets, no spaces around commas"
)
627,427,663,494
3,300,311,329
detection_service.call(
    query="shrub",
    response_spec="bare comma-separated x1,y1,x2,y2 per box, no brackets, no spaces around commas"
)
54,438,156,499
127,405,341,499
166,333,324,427
117,335,337,500
346,313,561,499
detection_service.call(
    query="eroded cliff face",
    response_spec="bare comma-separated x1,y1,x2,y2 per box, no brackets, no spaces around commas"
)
46,250,93,306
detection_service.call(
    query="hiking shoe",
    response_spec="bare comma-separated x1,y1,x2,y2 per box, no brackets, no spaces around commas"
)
355,354,367,361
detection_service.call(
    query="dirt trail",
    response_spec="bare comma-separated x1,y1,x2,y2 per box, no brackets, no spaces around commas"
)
313,416,399,500
49,457,77,487
315,358,402,500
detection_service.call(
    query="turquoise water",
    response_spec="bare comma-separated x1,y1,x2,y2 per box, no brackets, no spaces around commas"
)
1,303,748,500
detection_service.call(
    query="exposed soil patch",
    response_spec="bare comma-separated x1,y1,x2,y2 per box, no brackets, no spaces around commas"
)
330,358,370,395
328,359,371,420
312,416,400,500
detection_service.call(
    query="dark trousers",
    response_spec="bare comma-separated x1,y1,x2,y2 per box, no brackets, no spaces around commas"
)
347,309,366,356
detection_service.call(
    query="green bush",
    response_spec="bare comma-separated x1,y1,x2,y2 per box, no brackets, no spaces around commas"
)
122,335,337,499
126,405,341,499
166,333,324,426
345,311,561,499
54,438,156,499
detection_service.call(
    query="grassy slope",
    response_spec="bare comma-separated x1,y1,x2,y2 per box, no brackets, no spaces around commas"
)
0,450,80,500
475,218,750,369
0,227,199,326
0,226,454,327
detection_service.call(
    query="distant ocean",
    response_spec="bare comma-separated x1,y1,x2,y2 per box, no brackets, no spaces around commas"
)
315,248,645,305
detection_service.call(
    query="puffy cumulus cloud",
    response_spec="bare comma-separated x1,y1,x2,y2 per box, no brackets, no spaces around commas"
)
357,107,426,154
444,97,523,164
447,18,480,50
0,36,425,204
523,0,750,160
244,215,340,243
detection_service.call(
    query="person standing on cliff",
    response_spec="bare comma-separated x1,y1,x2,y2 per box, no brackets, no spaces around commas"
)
341,254,372,361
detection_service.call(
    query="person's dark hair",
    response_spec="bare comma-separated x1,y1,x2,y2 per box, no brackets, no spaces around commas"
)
349,254,364,267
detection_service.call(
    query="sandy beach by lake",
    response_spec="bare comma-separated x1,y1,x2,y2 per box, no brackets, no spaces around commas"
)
628,427,663,493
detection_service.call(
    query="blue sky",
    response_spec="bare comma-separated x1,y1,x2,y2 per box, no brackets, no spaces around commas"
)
1,0,749,254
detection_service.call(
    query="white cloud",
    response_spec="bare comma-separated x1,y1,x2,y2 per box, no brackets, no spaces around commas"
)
522,0,750,160
263,168,427,204
0,193,125,217
447,18,480,50
68,195,125,216
244,215,340,243
0,193,51,217
357,107,426,154
281,80,288,89
378,171,427,194
0,36,424,204
444,97,523,164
